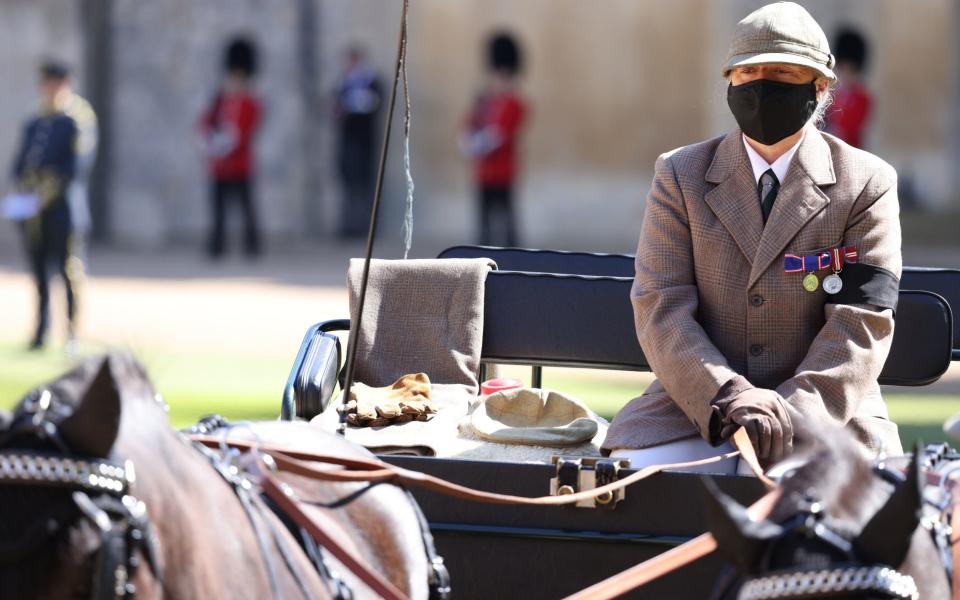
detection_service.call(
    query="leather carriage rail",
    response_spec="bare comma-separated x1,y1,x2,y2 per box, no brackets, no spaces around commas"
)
441,245,960,360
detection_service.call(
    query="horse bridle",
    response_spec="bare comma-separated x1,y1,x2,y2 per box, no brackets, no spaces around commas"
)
0,388,161,600
733,493,920,600
729,453,960,600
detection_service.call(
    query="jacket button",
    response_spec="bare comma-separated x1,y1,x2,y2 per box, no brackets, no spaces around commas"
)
750,294,764,306
749,344,763,356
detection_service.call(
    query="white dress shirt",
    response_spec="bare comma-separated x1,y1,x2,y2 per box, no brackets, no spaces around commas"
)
742,129,806,185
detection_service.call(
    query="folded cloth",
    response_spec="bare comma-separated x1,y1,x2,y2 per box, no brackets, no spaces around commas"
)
347,258,496,394
313,384,610,462
339,373,437,427
466,388,600,446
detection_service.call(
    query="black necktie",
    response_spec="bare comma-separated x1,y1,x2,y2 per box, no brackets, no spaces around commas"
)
758,169,779,224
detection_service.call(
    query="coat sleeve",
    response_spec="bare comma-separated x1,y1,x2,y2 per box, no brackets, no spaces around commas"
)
11,121,32,179
633,153,747,443
775,165,901,425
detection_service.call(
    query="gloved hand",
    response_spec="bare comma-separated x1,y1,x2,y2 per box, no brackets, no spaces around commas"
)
340,373,437,427
718,388,793,465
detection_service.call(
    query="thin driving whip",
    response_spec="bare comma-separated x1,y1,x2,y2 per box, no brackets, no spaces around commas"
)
400,19,415,259
338,0,410,434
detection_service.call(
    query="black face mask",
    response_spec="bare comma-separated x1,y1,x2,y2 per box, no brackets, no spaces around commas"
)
727,79,818,145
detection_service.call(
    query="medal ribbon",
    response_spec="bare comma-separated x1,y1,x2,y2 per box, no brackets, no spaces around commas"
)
784,245,858,273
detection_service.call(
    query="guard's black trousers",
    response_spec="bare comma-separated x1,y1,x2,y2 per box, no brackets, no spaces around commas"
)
478,185,518,247
209,178,261,257
21,199,81,345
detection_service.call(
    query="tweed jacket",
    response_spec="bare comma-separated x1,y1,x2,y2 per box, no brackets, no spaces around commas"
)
603,126,902,455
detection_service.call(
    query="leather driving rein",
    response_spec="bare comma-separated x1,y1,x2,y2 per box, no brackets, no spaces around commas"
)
187,428,775,600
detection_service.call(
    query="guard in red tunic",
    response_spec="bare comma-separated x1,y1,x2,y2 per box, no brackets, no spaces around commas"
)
460,32,528,247
824,29,872,149
198,37,262,258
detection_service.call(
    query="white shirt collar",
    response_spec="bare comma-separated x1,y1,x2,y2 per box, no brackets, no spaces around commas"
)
742,130,806,185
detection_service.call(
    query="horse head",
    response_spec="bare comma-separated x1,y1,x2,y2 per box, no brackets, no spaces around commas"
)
705,424,952,600
0,353,440,599
0,353,163,598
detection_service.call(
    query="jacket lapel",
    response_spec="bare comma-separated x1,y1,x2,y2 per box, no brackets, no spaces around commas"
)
747,128,836,287
704,130,764,262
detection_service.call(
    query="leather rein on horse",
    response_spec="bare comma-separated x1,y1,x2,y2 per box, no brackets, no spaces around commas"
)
187,428,777,600
192,429,960,600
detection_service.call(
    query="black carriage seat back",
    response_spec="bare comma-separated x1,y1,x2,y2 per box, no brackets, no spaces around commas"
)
900,267,960,359
481,270,951,386
441,246,960,359
438,245,635,278
281,273,952,421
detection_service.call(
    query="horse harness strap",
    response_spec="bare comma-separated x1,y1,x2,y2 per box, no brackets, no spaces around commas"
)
191,425,770,508
189,429,767,600
0,450,161,599
260,472,410,600
737,566,919,600
951,476,959,600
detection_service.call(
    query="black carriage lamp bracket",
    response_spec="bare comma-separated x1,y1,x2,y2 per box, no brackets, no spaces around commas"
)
550,455,631,510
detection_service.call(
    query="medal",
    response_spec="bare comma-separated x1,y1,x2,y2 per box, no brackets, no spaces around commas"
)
823,247,844,294
784,245,857,293
823,273,843,294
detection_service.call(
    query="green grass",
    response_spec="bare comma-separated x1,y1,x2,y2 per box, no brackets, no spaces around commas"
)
1,342,956,449
0,342,282,427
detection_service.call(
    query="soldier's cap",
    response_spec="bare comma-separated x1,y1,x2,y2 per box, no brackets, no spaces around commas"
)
39,59,71,80
722,2,836,81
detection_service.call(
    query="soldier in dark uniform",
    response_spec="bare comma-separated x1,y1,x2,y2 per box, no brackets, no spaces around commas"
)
334,46,383,238
10,61,80,350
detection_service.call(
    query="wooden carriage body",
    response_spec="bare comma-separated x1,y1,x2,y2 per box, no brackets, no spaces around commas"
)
280,246,959,599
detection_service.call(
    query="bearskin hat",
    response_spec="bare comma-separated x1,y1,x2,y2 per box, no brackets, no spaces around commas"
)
488,31,522,75
834,28,868,72
225,37,258,77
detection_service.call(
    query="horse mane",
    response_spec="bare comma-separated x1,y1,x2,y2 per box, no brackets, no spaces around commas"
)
768,420,887,530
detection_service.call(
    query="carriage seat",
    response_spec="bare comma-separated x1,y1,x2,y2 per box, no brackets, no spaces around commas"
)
282,247,954,422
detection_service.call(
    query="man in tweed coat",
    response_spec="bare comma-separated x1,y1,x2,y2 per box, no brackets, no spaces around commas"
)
603,2,902,471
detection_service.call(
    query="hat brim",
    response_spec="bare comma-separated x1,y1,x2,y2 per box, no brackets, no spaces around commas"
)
723,52,836,81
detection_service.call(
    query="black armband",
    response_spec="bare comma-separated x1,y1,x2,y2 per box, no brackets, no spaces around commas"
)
830,263,900,312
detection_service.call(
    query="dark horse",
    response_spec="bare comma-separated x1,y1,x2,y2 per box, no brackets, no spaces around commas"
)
704,423,953,599
0,353,443,599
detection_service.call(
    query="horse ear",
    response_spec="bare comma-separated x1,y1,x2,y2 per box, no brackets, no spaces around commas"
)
701,476,782,572
58,357,122,458
854,444,923,567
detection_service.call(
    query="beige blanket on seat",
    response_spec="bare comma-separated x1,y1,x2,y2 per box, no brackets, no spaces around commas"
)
315,257,607,462
311,385,608,463
347,258,495,393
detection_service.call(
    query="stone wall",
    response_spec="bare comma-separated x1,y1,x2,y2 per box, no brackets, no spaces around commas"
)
0,1,957,253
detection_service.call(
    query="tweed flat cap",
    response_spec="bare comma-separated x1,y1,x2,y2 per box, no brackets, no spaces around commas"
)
723,2,835,80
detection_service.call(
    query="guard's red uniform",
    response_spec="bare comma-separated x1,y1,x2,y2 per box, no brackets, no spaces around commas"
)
199,90,261,180
824,82,871,149
468,92,527,186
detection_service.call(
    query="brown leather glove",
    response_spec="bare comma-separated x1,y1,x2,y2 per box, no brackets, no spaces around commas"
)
340,373,437,427
718,387,793,465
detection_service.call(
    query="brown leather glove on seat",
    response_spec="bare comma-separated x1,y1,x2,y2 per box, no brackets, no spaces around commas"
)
340,372,437,427
713,379,793,465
